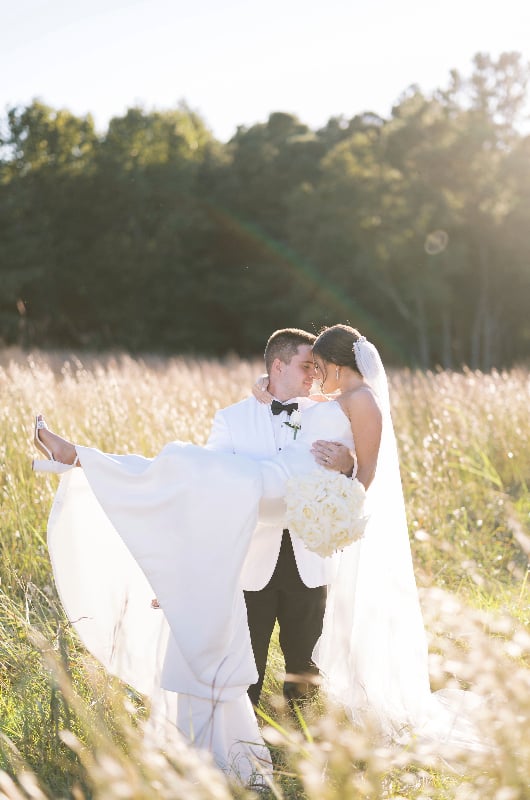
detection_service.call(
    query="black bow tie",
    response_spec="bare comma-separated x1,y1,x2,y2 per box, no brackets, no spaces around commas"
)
271,400,298,417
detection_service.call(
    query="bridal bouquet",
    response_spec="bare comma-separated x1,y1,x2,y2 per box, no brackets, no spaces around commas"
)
285,470,368,558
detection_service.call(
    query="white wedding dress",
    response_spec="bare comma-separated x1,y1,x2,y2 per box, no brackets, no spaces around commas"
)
46,397,483,783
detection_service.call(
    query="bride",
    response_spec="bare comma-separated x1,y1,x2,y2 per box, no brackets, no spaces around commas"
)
32,324,482,783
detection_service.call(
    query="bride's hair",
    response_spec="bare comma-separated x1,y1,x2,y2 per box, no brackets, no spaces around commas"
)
312,324,363,376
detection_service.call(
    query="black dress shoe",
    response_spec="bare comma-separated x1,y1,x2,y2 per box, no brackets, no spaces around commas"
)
283,678,319,707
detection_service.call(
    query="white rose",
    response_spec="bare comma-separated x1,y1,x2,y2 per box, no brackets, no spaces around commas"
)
285,469,368,558
289,409,302,427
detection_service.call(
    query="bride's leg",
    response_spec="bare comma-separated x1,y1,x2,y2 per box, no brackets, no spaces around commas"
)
36,414,80,465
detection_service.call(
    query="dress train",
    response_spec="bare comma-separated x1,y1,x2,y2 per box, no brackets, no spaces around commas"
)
47,444,272,782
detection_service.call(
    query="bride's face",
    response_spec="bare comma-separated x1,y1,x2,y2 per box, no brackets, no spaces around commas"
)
313,357,339,394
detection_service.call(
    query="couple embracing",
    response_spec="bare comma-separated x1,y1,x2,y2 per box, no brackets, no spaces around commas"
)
33,324,484,786
207,326,359,712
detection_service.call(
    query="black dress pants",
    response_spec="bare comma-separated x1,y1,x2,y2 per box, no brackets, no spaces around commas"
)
244,530,327,706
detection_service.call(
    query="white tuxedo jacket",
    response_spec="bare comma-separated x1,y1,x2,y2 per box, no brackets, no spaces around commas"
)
206,395,335,591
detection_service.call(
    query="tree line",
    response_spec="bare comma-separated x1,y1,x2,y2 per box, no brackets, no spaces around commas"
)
1,52,529,368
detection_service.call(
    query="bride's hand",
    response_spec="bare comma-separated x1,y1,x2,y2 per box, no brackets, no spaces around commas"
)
311,440,355,475
252,374,273,404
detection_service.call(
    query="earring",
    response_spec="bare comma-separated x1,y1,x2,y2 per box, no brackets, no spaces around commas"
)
335,367,340,380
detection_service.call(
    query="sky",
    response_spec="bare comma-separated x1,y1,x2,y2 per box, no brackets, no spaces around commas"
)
1,0,530,142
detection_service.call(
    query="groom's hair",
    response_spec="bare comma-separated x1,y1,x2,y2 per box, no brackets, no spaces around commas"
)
264,328,316,372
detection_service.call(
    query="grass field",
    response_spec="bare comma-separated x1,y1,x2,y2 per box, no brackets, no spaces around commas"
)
0,350,529,799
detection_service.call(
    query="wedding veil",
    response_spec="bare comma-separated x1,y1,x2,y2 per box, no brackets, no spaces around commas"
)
314,337,482,748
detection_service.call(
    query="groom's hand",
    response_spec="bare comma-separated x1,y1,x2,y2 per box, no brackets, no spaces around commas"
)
311,440,355,476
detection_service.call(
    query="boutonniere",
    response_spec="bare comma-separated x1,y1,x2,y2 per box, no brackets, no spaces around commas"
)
283,409,302,439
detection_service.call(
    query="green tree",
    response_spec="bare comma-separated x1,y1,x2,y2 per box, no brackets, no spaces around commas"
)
1,55,529,364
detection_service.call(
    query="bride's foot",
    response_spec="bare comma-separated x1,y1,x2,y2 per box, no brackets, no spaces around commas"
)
33,415,80,472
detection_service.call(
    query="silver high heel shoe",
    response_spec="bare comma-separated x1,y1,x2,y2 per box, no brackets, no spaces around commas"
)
32,415,79,473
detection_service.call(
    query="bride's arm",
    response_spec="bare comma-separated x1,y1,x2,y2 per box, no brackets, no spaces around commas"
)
339,389,382,489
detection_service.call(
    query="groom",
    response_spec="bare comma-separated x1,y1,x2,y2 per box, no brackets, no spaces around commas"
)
206,327,354,707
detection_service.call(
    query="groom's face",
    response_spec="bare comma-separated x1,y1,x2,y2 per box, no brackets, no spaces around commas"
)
275,344,316,400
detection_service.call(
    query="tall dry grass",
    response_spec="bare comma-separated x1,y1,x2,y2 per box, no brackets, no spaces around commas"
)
0,350,529,799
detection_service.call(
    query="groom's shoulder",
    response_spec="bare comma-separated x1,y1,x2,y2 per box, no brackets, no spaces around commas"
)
217,395,260,419
215,396,270,436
